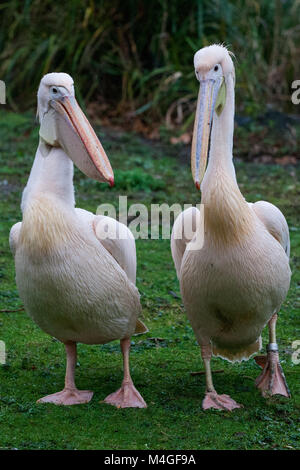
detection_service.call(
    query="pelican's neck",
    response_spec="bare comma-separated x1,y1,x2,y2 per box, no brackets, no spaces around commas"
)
200,74,254,243
21,141,75,213
19,142,80,257
203,73,236,183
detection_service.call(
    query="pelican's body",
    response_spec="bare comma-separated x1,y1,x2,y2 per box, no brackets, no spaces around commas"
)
12,195,140,346
179,202,290,360
171,45,291,410
10,73,147,407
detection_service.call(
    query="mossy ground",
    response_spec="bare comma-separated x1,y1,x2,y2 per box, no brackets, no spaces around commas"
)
0,110,299,450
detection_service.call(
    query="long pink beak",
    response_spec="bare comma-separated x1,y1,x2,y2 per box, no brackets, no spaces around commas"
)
52,95,114,186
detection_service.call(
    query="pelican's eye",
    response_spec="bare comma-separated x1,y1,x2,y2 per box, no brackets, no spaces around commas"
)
214,65,219,72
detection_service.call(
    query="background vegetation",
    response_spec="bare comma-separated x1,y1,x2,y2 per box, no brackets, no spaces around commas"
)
1,0,300,131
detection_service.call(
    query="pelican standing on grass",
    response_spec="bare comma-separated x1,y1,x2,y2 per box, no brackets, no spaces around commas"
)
171,45,291,411
10,73,147,407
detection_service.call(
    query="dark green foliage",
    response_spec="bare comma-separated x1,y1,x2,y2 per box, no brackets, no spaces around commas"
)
0,0,299,126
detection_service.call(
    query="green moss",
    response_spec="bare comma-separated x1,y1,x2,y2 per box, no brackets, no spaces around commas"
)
0,111,299,450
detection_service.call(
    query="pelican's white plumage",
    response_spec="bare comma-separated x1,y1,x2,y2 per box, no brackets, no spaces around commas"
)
171,45,291,410
10,73,147,407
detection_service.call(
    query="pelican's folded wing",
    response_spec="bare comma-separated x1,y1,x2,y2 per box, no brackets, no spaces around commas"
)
251,201,290,258
93,214,148,335
171,206,202,278
93,215,137,283
9,222,22,257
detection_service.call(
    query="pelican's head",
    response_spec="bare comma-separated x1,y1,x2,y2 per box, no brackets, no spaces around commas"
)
37,73,114,186
192,44,234,190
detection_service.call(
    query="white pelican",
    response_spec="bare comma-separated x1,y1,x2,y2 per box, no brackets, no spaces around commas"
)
9,73,147,407
171,45,291,411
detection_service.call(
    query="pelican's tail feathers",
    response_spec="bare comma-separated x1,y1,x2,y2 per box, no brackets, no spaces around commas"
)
212,336,262,363
133,319,149,335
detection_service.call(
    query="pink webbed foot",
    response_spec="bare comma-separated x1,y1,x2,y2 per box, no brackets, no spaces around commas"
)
255,351,290,398
104,380,147,408
37,388,94,405
202,391,242,411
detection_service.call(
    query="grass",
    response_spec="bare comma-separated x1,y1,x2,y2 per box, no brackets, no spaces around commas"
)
0,109,299,450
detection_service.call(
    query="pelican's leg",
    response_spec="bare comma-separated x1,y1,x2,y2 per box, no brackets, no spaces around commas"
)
201,343,242,411
104,338,147,408
37,342,93,405
255,314,290,398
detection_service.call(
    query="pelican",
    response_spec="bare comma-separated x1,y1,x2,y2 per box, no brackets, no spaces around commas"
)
171,45,291,411
9,73,147,407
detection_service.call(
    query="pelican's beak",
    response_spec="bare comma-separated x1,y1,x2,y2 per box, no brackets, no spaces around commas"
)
50,95,114,186
191,76,225,190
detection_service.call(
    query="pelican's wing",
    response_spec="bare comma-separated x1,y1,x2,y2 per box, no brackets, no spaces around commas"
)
76,208,138,282
75,208,148,334
9,222,22,257
92,212,148,335
251,201,290,258
93,214,137,283
171,206,201,278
